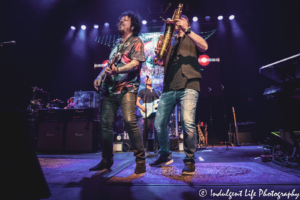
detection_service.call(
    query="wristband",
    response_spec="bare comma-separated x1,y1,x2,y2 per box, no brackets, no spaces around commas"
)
185,28,191,35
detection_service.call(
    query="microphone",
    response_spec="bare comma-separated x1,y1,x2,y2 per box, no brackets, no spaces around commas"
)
0,41,16,45
208,87,212,92
146,75,149,79
221,85,224,90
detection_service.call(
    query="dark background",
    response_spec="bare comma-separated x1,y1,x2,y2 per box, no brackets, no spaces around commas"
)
1,0,299,144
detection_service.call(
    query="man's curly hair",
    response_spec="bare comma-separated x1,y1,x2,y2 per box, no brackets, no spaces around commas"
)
117,10,142,36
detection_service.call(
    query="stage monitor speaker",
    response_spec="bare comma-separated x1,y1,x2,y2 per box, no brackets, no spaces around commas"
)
123,139,133,150
65,120,99,152
170,137,179,150
37,121,64,151
0,110,50,199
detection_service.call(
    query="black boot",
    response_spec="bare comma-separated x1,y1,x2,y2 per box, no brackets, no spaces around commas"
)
182,162,196,175
135,162,146,174
89,158,114,171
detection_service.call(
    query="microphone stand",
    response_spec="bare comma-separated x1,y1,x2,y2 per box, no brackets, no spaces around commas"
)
143,77,148,154
221,85,231,150
208,87,216,149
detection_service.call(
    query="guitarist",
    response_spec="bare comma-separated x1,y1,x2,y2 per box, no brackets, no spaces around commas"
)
136,76,160,155
91,11,146,174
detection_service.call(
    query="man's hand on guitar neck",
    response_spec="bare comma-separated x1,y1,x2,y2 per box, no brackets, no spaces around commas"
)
105,63,117,76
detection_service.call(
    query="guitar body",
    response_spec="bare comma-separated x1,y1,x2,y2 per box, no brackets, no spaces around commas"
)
97,53,121,92
140,99,160,118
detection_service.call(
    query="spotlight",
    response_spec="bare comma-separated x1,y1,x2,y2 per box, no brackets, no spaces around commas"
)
104,22,109,27
229,15,235,20
205,16,210,21
94,24,99,28
218,15,223,20
81,25,86,30
116,135,122,141
192,17,198,22
71,26,76,30
142,20,147,25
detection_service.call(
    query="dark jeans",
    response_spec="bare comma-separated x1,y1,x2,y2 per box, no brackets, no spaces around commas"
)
142,113,158,151
101,92,145,163
154,89,199,163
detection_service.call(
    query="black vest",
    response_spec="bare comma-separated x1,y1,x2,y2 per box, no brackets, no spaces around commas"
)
163,36,202,80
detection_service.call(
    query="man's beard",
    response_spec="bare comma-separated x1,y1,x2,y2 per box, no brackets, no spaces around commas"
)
118,28,124,35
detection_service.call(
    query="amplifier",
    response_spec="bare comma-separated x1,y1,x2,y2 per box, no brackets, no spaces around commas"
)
65,120,100,152
229,122,257,145
38,108,98,121
64,108,97,120
38,109,65,121
37,121,64,151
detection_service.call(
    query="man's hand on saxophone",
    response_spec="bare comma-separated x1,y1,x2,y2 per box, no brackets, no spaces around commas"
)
154,46,164,66
174,18,189,32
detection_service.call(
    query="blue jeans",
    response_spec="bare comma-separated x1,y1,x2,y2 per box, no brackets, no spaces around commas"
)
154,89,199,163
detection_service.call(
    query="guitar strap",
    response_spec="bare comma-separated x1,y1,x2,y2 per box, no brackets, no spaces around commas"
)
104,35,136,92
114,35,136,61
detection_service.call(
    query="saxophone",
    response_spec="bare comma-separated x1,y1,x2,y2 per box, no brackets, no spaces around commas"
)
154,3,183,65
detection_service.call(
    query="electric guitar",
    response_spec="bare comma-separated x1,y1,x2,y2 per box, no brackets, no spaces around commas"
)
96,53,121,92
140,99,160,118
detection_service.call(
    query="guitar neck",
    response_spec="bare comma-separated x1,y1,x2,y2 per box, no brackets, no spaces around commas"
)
232,107,237,126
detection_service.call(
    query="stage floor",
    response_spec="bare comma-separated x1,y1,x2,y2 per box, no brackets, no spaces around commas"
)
38,145,300,200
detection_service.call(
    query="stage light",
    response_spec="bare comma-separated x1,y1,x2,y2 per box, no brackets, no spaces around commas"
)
218,16,223,20
71,26,76,30
205,16,210,21
117,135,122,141
192,17,198,22
142,20,147,25
229,15,235,20
104,22,109,27
94,24,99,28
180,134,184,140
81,25,86,30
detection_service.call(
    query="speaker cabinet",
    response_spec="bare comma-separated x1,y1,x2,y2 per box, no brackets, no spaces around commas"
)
37,121,64,151
229,122,257,145
236,132,253,144
65,120,99,152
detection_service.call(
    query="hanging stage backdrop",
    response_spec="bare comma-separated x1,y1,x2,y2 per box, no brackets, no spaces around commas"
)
94,29,221,97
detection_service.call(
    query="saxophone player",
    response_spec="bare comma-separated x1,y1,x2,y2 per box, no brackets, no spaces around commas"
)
149,15,208,175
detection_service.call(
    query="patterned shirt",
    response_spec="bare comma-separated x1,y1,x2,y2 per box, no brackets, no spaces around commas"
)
108,36,145,94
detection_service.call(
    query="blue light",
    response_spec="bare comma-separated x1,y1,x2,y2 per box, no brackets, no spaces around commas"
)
205,16,210,21
218,15,223,20
71,26,76,30
229,15,235,20
94,24,99,28
81,25,86,30
104,22,109,27
142,20,147,25
192,17,198,22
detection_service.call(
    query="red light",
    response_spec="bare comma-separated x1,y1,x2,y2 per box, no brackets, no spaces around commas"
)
102,60,109,66
198,54,210,66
